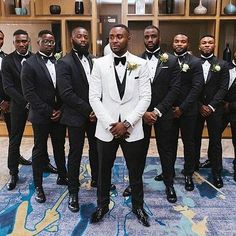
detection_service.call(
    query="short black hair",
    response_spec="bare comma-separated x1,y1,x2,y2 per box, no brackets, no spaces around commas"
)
0,30,4,35
110,24,130,34
144,25,160,34
174,33,189,41
71,26,87,37
13,29,28,36
200,34,215,41
38,30,54,38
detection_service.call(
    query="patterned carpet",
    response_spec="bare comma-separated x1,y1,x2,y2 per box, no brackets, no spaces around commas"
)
0,156,236,236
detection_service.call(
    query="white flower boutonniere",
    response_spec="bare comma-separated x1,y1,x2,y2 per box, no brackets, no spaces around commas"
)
159,53,169,63
181,63,190,72
127,62,140,75
54,51,62,61
211,64,221,72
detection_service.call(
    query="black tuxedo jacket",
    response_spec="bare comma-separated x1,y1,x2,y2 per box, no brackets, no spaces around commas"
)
56,50,93,127
173,53,204,116
141,51,181,118
0,51,9,103
21,52,62,124
1,51,32,113
224,62,236,119
199,56,229,113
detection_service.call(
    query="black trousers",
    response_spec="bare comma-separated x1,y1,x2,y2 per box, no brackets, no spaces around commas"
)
67,122,98,194
143,118,175,186
8,108,28,175
32,122,67,187
2,112,11,135
222,114,236,171
172,115,197,176
97,138,146,209
195,113,223,175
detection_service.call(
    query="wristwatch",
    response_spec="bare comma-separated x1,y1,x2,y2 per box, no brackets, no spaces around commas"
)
123,120,131,128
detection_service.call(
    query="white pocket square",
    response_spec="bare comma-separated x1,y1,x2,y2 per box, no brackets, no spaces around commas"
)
162,66,169,69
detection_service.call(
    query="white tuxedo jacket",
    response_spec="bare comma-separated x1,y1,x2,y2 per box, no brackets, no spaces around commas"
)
89,52,151,142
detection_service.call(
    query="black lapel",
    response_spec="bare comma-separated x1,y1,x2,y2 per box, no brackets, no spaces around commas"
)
36,53,55,87
12,52,21,73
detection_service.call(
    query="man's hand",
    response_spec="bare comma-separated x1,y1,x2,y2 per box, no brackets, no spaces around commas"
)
89,111,97,122
143,111,157,125
0,100,10,113
109,122,129,139
51,110,61,122
200,105,212,117
172,106,182,118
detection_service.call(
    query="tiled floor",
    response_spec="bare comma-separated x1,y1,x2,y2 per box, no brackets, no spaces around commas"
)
0,137,234,188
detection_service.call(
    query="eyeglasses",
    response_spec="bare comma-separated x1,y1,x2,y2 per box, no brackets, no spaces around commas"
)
40,40,56,46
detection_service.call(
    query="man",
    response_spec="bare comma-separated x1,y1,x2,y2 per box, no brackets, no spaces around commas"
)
56,27,99,212
21,30,67,203
222,51,236,182
170,34,204,191
195,35,229,188
89,24,151,227
133,25,180,203
0,30,31,167
1,29,33,191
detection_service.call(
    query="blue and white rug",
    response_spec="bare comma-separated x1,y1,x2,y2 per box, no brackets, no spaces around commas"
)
0,156,236,236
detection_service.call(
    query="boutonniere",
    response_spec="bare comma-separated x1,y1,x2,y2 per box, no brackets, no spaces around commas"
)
211,64,221,72
127,61,140,75
159,53,169,63
54,51,62,61
181,63,190,72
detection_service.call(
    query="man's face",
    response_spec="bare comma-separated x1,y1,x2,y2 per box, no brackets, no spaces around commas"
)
38,34,55,56
144,28,160,52
172,34,188,55
13,34,30,54
71,28,89,52
109,27,130,56
0,32,4,49
199,36,215,56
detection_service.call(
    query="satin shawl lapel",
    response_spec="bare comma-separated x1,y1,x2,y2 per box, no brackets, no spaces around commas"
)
71,52,89,87
12,52,21,74
36,53,55,87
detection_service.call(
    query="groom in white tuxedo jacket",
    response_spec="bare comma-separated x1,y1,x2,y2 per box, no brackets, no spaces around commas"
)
89,24,151,226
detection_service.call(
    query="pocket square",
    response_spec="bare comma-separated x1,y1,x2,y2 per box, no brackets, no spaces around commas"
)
162,66,168,69
134,76,139,79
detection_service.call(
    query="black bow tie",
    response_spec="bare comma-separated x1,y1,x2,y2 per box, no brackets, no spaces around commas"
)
114,56,126,66
0,51,5,58
76,51,89,60
201,55,213,63
177,55,185,63
42,56,56,64
146,51,160,60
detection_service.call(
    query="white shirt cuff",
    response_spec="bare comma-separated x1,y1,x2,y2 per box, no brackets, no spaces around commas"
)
154,108,162,117
208,105,215,112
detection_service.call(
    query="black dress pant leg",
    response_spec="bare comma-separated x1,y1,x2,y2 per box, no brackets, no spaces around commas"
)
121,139,146,209
67,126,85,194
3,112,11,135
97,138,118,208
180,115,197,175
154,118,175,186
50,122,67,178
86,122,98,182
32,123,50,187
229,119,236,170
8,109,28,175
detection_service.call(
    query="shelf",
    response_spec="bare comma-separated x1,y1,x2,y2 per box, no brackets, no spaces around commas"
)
221,0,236,16
158,0,185,15
128,0,153,15
4,0,31,16
189,0,217,16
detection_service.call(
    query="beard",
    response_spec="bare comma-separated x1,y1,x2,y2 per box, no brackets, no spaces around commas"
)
175,48,187,55
72,41,89,54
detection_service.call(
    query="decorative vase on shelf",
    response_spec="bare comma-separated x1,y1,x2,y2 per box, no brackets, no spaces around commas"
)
135,0,145,15
224,0,236,15
223,43,232,62
49,5,61,15
165,0,174,14
75,0,84,15
194,0,207,15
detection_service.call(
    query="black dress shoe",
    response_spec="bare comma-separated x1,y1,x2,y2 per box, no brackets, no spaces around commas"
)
154,173,163,181
57,176,68,185
110,184,116,191
123,186,131,197
35,187,46,203
132,208,150,227
185,176,194,191
18,155,32,165
43,163,58,174
165,185,177,203
7,175,18,191
68,193,79,212
213,175,223,188
91,180,97,188
90,206,109,223
199,159,211,168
